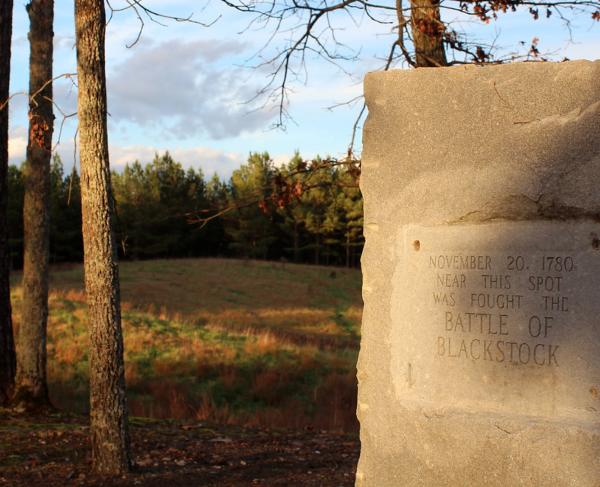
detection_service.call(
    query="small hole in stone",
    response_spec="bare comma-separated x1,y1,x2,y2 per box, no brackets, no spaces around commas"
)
413,240,421,251
592,233,600,250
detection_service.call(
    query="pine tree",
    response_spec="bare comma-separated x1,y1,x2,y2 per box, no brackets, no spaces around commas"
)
49,156,83,263
227,152,278,259
74,0,131,473
14,0,55,410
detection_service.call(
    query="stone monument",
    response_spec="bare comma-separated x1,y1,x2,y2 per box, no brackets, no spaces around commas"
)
357,61,600,486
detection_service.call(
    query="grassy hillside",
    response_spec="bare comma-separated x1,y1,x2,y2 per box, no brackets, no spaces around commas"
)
10,258,362,431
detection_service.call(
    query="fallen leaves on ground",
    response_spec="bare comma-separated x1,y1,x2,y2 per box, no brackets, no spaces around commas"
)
0,410,359,486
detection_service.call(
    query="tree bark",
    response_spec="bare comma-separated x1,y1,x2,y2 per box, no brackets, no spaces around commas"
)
74,0,131,474
345,232,350,269
293,221,299,263
0,0,16,406
14,0,54,410
410,0,448,67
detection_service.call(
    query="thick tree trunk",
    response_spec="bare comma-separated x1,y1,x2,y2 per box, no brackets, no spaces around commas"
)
74,0,131,474
410,0,448,67
0,0,16,406
14,0,54,410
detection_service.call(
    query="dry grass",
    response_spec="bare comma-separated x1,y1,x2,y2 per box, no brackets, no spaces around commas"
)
10,258,362,432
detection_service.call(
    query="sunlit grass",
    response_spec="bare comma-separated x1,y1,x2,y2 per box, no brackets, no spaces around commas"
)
11,258,362,431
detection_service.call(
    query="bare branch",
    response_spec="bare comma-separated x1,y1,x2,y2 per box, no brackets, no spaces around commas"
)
105,0,221,48
221,0,598,130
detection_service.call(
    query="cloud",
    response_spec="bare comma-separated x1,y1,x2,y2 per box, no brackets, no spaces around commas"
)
8,126,27,166
54,35,75,50
8,122,247,177
109,144,245,177
271,153,293,168
106,38,275,139
11,35,27,49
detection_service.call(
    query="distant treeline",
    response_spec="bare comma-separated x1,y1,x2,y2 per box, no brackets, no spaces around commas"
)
7,151,363,269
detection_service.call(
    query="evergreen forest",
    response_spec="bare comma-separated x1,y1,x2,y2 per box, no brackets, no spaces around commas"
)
7,151,363,269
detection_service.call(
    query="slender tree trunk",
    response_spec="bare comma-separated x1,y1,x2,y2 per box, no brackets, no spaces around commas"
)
0,0,16,406
14,0,54,410
410,0,447,67
315,231,320,266
345,232,350,268
74,0,131,474
293,221,299,263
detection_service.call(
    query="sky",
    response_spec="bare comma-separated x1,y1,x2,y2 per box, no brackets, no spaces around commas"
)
8,0,600,178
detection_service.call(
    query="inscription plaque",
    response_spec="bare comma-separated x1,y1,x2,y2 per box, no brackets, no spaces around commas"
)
391,221,600,420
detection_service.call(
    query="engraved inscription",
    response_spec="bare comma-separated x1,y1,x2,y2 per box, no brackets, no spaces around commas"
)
391,222,600,419
428,253,575,367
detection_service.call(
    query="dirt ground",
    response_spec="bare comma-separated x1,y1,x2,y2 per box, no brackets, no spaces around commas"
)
0,411,360,486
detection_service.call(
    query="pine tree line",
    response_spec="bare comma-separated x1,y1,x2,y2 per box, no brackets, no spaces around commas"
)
7,151,363,269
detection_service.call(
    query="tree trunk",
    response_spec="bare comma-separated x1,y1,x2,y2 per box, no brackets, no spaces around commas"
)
74,0,131,474
345,232,350,268
293,221,299,263
14,0,54,410
315,230,320,266
410,0,447,67
0,0,16,406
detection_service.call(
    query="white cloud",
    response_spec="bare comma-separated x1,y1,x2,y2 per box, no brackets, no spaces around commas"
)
109,144,245,177
8,126,27,166
272,153,292,167
8,123,246,177
106,38,276,139
54,34,75,50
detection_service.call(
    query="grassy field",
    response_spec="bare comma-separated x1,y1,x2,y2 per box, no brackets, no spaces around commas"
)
10,258,362,432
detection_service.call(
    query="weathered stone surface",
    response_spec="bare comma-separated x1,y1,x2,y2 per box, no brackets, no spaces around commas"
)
357,61,600,486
